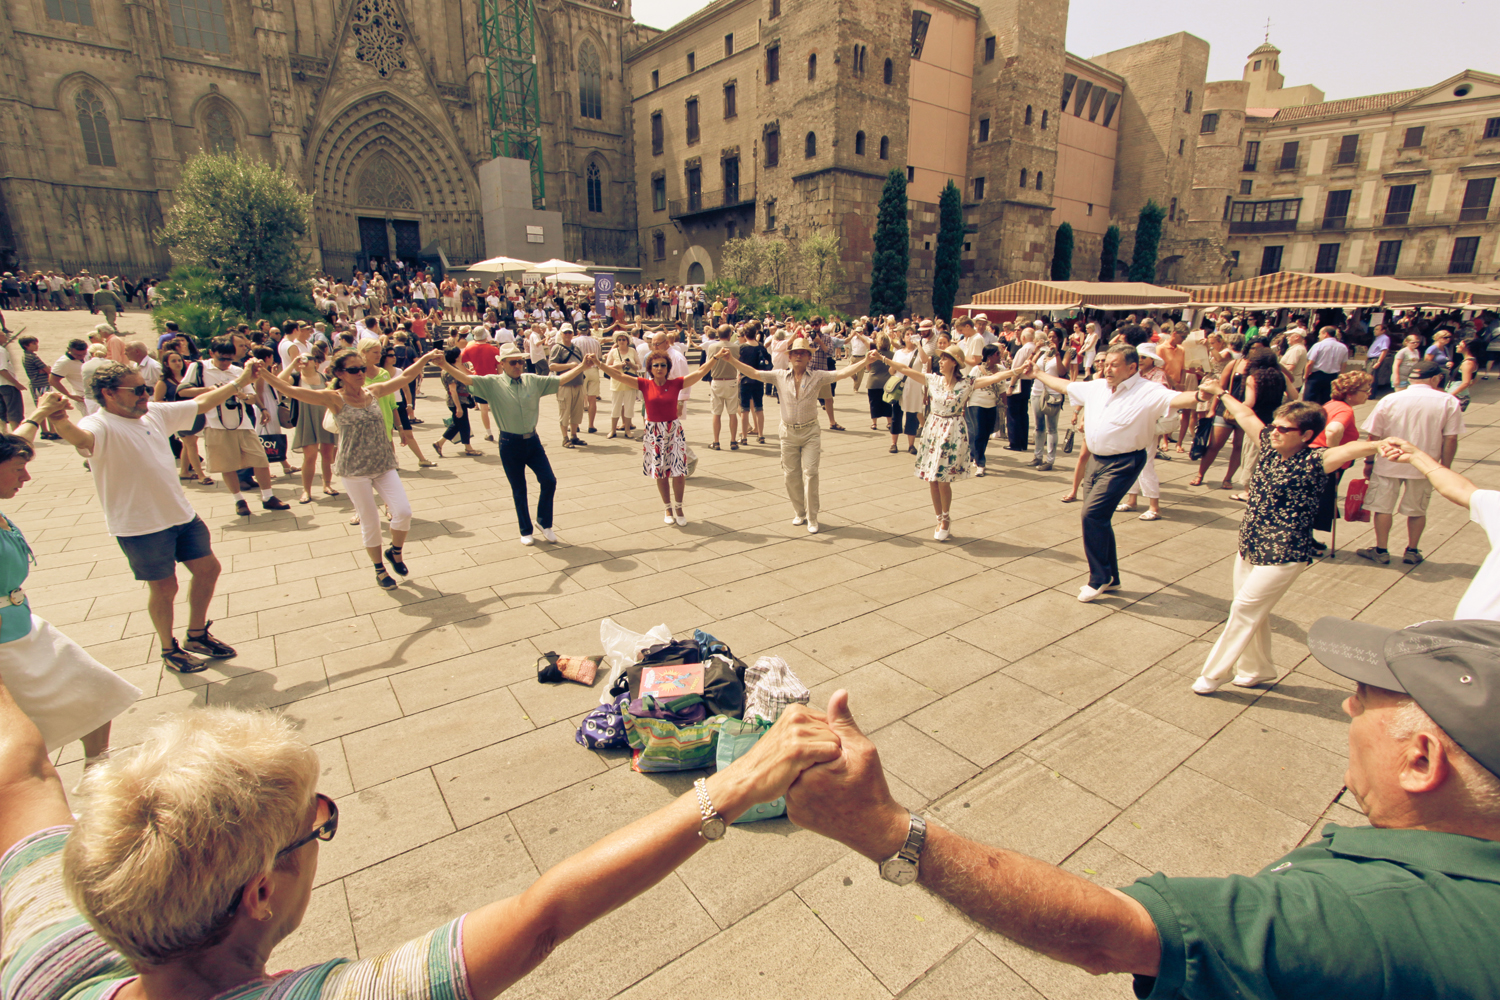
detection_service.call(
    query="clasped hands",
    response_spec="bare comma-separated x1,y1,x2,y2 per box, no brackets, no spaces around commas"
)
727,691,913,862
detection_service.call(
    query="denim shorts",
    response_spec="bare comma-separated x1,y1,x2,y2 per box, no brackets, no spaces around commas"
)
116,515,213,581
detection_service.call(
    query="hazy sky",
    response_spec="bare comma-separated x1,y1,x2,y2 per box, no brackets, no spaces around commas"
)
629,0,1497,101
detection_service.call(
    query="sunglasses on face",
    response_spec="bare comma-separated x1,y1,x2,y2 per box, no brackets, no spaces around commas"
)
339,365,367,375
278,793,339,858
112,385,150,397
1270,424,1302,435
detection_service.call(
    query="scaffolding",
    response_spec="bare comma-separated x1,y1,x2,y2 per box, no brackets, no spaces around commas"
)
478,0,545,208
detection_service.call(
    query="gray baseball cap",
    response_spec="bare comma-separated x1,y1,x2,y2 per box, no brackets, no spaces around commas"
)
1308,617,1500,777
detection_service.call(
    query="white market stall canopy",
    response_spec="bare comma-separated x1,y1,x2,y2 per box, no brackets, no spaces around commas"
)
957,280,1191,313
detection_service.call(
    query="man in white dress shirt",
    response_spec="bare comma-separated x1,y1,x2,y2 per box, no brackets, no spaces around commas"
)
1031,345,1207,602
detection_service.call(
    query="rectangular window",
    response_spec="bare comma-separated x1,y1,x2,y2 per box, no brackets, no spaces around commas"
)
1060,73,1077,112
654,232,666,260
652,177,665,211
1228,198,1301,233
168,0,231,54
765,128,779,167
1243,141,1260,171
724,33,733,58
1314,243,1341,273
1403,125,1425,148
978,117,989,142
1336,134,1358,165
1088,86,1106,121
1239,179,1253,194
765,198,776,230
651,69,659,90
1487,117,1500,140
685,99,699,145
1323,189,1352,229
1260,245,1283,276
651,112,663,155
723,156,740,203
766,45,779,83
910,10,931,59
1223,195,1232,220
1373,240,1402,276
1459,177,1494,222
1384,184,1416,226
1101,91,1120,127
770,0,779,16
685,166,702,212
984,36,995,62
45,0,94,25
1184,90,1193,113
1169,197,1177,221
1277,141,1299,170
907,165,915,183
973,177,985,199
723,83,736,118
686,52,695,73
1450,236,1481,274
1200,113,1219,134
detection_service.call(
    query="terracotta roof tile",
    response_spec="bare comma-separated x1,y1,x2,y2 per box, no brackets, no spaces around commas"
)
1271,89,1421,122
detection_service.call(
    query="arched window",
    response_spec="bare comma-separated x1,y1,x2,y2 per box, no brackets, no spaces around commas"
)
1025,104,1032,125
807,53,817,81
805,131,816,158
855,130,865,155
204,107,236,153
76,90,115,167
883,58,893,84
879,135,889,160
1035,171,1043,190
586,161,603,212
1019,168,1028,187
578,41,602,120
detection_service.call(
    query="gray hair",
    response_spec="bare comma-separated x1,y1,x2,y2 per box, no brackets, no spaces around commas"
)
1386,700,1500,817
87,361,136,404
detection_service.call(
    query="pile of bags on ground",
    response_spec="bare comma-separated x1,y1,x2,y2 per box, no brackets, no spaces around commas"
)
537,619,808,823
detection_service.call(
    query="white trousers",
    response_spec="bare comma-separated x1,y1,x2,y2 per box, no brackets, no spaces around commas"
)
779,419,821,519
1130,452,1160,499
1198,555,1307,685
342,467,412,549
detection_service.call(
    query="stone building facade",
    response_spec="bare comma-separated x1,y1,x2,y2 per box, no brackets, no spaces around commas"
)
0,0,648,276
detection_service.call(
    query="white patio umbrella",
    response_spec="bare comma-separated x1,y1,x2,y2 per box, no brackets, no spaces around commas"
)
550,272,596,285
525,258,587,275
468,255,535,272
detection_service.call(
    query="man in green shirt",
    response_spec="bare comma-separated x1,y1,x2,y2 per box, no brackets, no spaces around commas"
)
434,343,586,546
785,615,1500,999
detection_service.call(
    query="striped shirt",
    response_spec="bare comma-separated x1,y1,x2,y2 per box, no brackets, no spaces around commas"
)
1,828,472,1000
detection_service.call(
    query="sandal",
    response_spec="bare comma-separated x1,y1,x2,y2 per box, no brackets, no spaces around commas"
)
830,423,846,431
1116,503,1136,513
322,486,341,496
1138,510,1162,521
433,440,445,457
1220,479,1234,490
298,492,313,504
1060,494,1078,503
1188,474,1204,486
198,476,215,486
1229,492,1248,502
161,639,208,674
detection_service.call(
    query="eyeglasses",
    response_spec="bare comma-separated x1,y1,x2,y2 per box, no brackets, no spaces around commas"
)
277,793,339,858
1270,424,1302,435
112,385,150,397
338,365,367,375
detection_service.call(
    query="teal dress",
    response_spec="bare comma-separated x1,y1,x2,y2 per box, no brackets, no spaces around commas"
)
0,510,140,751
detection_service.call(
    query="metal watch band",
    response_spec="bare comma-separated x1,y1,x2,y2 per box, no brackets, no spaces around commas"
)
694,777,726,840
898,812,927,863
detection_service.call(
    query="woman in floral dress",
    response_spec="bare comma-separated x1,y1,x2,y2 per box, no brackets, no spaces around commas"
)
875,345,1023,540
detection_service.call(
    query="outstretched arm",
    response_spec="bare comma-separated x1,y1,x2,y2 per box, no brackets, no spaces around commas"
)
679,350,719,389
435,356,475,386
1383,439,1477,507
0,673,72,856
369,349,441,398
710,345,776,382
1028,364,1073,396
1203,379,1262,436
973,364,1026,390
1322,438,1382,475
591,355,640,389
829,354,873,381
261,360,343,407
874,352,927,382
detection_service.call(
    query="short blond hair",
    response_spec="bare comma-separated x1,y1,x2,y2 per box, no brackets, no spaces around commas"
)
63,709,319,965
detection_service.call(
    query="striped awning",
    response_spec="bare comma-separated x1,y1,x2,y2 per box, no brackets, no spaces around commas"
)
964,280,1190,311
1405,280,1500,306
1188,271,1447,308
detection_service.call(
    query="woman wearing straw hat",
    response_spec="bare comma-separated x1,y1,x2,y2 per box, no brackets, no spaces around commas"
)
874,345,1024,540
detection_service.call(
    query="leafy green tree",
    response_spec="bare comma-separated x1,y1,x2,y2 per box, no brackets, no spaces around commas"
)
1127,202,1165,283
159,151,313,317
931,181,963,321
799,230,846,306
1050,222,1074,281
720,236,766,286
763,237,798,294
1098,225,1121,281
869,168,909,316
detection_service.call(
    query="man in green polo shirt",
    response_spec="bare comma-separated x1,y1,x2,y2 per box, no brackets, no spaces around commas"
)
434,342,586,546
783,616,1500,999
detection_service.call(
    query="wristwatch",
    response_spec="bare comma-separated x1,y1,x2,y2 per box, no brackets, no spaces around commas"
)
879,812,927,885
694,777,726,841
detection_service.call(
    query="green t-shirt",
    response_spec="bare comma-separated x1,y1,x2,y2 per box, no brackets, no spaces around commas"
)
467,372,560,435
1120,823,1500,999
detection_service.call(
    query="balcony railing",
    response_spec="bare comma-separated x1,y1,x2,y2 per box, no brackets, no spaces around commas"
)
1228,218,1300,234
1383,211,1411,226
668,183,756,219
1225,208,1492,236
1321,215,1348,230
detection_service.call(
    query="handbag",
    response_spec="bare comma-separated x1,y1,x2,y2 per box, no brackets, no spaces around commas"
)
259,433,288,463
576,692,631,750
1189,414,1214,460
276,391,298,429
715,718,785,823
1063,429,1074,454
322,408,338,434
1344,477,1372,523
625,712,725,772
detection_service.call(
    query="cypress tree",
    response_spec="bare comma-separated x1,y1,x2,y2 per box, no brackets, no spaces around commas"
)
1050,222,1074,281
869,168,909,316
1098,225,1121,281
1128,202,1166,283
931,180,963,321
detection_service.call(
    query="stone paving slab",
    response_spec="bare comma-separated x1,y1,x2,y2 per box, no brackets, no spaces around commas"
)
18,310,1498,998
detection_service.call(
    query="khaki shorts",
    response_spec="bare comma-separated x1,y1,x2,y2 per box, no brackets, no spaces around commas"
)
817,379,835,401
203,428,268,473
709,379,739,415
1365,474,1432,517
583,370,602,397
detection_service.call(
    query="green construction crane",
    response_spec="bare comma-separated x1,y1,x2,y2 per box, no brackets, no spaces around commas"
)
478,0,545,208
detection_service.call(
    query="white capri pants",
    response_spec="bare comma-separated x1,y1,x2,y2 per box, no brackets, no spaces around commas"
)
1197,554,1308,686
612,385,639,420
341,467,412,549
1130,452,1160,500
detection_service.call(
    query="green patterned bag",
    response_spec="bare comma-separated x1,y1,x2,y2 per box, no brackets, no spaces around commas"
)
625,712,727,772
715,718,785,823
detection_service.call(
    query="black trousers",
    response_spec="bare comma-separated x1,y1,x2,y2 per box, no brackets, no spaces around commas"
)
968,406,998,466
1080,449,1148,588
1006,389,1030,451
443,405,472,444
1306,370,1336,404
499,432,556,536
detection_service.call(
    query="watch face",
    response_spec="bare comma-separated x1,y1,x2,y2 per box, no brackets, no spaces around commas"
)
880,857,918,886
701,816,727,841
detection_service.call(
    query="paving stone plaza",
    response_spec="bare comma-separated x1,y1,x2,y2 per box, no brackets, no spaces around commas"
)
16,310,1496,999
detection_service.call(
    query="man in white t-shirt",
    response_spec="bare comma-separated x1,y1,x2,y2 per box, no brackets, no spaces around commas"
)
124,342,162,388
1379,440,1498,621
278,322,313,369
1357,361,1465,566
180,338,290,516
47,340,89,406
36,363,259,673
958,317,987,366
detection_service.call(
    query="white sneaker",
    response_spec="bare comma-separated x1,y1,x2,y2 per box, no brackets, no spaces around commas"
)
1100,581,1120,593
975,466,986,477
807,520,819,534
1077,583,1104,602
791,515,806,526
520,534,535,546
541,527,559,543
1191,676,1221,695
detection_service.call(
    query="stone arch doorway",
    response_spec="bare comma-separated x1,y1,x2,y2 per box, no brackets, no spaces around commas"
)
353,153,422,268
686,261,705,284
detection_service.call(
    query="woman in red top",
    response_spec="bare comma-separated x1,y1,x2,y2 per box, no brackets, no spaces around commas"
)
593,349,715,525
1309,369,1372,553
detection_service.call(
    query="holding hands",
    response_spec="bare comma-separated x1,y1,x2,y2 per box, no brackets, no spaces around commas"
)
723,702,843,807
34,390,72,419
